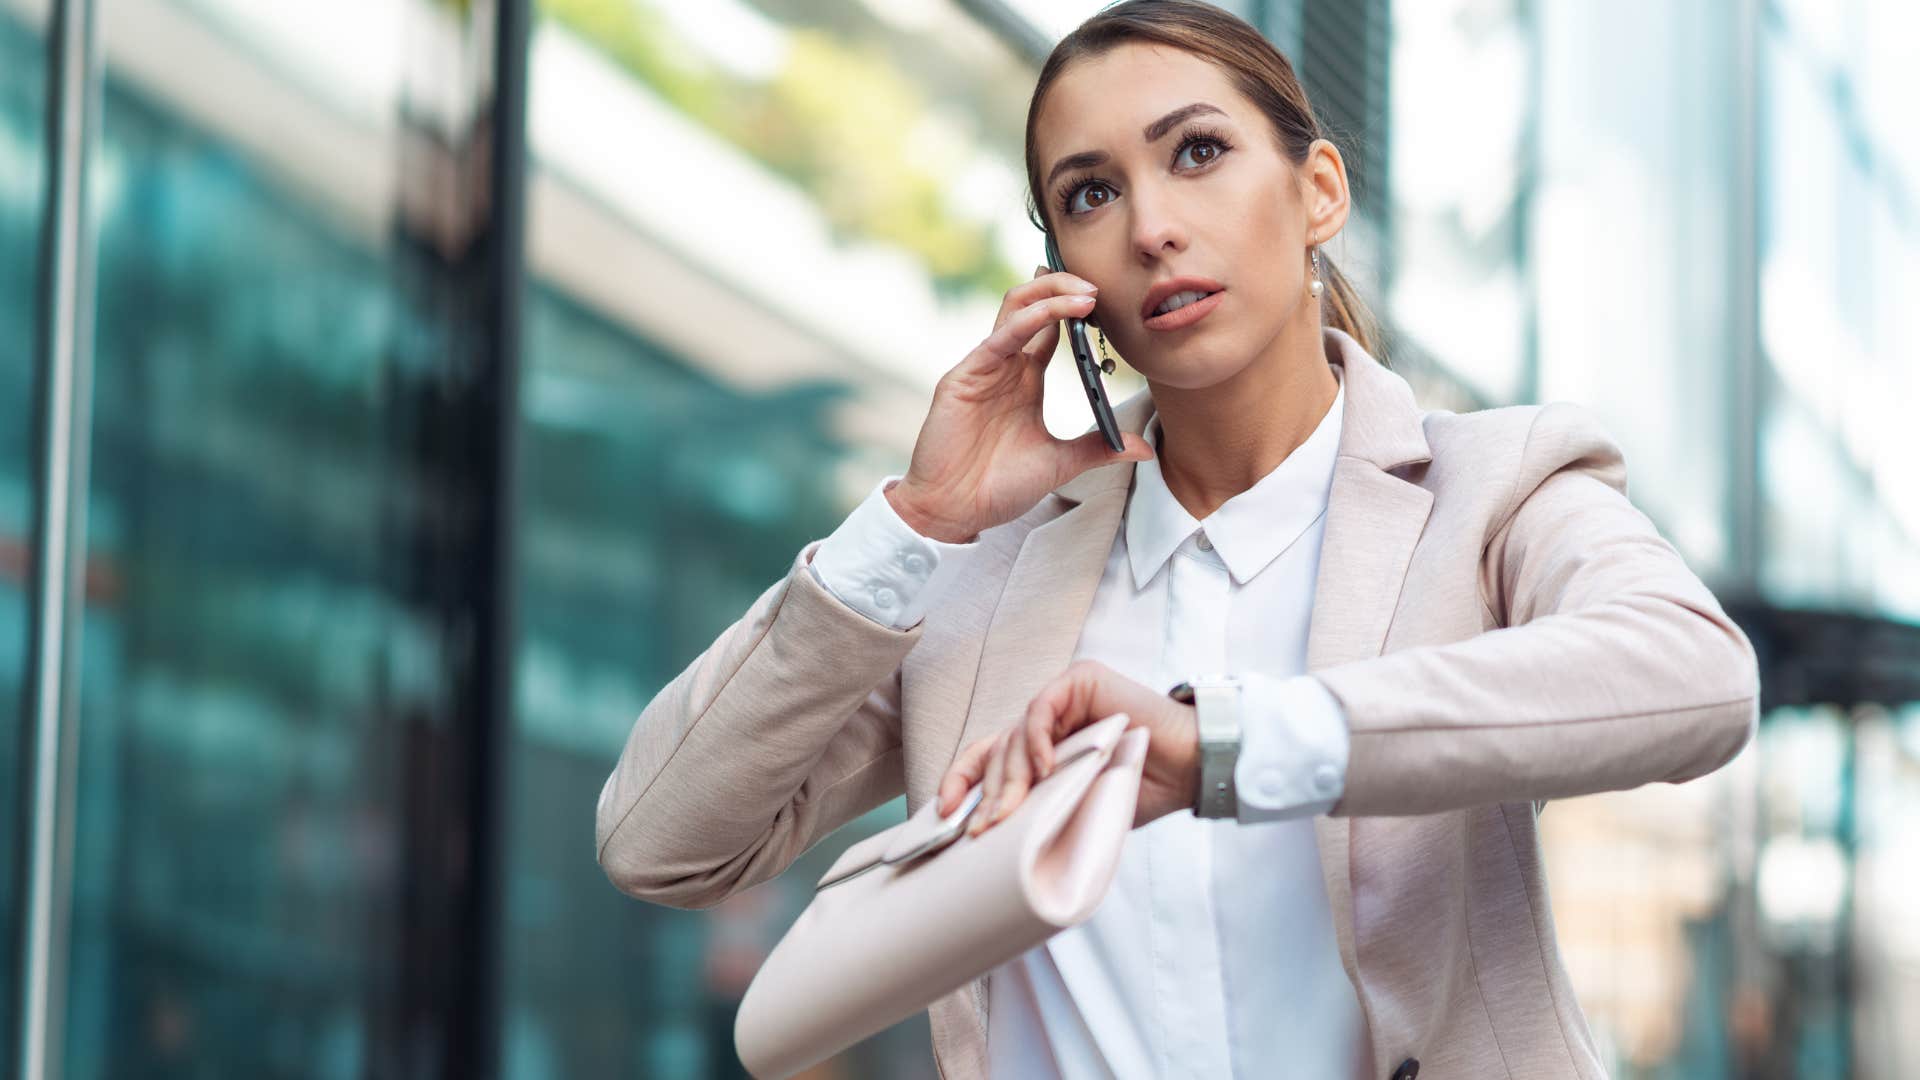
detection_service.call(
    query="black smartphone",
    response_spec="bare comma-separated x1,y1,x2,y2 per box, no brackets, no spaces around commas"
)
1043,232,1125,453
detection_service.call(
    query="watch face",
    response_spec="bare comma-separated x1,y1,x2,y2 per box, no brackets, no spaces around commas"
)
1168,676,1236,704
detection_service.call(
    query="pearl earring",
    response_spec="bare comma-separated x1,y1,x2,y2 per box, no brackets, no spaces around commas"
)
1096,328,1117,375
1308,244,1325,302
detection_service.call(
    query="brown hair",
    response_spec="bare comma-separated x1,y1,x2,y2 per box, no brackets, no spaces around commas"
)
1023,0,1386,363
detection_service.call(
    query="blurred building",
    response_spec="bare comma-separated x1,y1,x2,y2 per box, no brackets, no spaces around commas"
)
1,0,1915,1077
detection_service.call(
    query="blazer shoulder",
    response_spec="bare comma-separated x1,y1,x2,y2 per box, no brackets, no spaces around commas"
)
1421,400,1630,529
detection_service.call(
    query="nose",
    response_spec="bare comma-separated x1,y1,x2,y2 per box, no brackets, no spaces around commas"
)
1127,187,1188,264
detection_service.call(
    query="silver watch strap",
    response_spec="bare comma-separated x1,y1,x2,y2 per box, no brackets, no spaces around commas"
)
1172,677,1241,819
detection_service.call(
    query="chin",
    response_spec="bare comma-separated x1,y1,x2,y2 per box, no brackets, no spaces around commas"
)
1133,348,1249,391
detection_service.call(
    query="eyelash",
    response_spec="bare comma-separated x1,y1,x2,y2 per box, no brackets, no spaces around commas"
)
1053,124,1237,217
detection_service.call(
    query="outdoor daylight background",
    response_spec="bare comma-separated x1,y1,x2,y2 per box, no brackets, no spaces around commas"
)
2,0,1917,1077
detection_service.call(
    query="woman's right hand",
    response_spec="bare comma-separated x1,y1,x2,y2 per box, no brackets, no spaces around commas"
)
886,266,1156,544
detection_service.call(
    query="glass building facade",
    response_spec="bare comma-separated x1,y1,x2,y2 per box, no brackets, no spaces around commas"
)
3,0,1915,1077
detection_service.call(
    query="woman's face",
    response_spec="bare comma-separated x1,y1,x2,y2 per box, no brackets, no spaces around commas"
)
1033,42,1341,390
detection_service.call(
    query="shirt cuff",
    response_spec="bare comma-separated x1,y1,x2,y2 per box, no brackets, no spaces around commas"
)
807,474,981,630
1233,672,1350,823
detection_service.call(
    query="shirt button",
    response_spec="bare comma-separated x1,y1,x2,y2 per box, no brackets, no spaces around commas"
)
1257,766,1288,800
1195,531,1212,551
903,553,928,576
1313,762,1341,797
872,586,897,609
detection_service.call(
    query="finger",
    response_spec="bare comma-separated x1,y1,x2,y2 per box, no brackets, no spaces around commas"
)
993,726,1033,824
987,270,1097,369
1058,430,1155,482
972,732,1011,835
982,294,1097,362
938,735,995,815
997,269,1096,324
1025,662,1108,750
1018,266,1077,363
1021,312,1063,366
1027,701,1057,779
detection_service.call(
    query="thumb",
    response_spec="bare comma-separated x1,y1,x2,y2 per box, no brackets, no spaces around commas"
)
1061,429,1154,479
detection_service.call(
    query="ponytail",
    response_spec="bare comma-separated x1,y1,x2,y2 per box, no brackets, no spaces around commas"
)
1318,253,1387,366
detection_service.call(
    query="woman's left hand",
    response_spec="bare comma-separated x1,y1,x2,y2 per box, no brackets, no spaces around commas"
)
936,660,1200,835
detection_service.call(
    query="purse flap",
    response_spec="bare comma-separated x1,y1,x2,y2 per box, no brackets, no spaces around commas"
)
882,711,1131,864
814,712,1133,891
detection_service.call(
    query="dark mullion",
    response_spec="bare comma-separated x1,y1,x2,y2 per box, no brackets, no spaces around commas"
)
445,0,530,1075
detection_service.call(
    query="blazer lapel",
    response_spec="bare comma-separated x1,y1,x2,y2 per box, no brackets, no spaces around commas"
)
943,458,1140,767
932,397,1148,1070
1304,329,1436,1003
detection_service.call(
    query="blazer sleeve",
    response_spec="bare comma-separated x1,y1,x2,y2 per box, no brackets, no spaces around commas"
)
1313,401,1761,817
595,538,919,909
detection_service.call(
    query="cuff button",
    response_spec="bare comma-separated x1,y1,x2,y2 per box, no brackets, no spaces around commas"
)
1257,767,1288,800
873,586,898,609
903,553,928,575
1312,763,1340,796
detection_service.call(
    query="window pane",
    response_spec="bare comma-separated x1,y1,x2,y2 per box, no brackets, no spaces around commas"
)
59,0,497,1073
1,0,50,1067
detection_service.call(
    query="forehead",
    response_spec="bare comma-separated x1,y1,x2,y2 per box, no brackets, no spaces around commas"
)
1035,43,1244,154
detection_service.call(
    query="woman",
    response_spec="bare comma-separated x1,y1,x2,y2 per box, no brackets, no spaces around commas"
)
595,2,1759,1077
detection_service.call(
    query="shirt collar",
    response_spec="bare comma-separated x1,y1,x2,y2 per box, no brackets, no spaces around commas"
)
1124,368,1345,590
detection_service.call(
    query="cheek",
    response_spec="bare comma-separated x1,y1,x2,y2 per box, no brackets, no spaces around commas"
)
1097,220,1307,375
1240,210,1304,280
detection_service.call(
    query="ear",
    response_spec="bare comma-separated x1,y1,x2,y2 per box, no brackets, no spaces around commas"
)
1302,138,1352,241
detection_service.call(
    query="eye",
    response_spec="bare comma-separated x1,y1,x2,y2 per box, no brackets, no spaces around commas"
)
1063,181,1116,216
1055,128,1235,219
1175,138,1223,170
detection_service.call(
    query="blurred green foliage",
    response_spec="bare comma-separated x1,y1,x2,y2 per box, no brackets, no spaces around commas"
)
540,0,1025,300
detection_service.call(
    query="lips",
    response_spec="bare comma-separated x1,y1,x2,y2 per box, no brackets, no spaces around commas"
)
1143,289,1225,331
1140,276,1227,321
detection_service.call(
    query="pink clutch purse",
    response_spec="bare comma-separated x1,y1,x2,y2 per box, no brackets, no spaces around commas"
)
733,713,1150,1079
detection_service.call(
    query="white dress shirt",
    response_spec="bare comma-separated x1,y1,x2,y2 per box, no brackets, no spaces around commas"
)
808,371,1363,1078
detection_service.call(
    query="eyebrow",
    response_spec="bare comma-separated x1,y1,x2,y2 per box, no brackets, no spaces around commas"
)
1044,102,1230,189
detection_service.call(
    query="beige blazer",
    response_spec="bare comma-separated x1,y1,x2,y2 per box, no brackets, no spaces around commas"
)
596,326,1761,1080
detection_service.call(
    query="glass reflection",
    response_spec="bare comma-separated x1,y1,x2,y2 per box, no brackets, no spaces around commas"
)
52,0,490,1073
1,1,50,1069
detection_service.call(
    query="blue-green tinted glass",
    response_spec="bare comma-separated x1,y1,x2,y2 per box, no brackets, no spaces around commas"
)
57,4,446,1074
0,4,48,1069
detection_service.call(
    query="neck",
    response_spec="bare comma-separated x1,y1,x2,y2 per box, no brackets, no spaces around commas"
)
1147,319,1341,521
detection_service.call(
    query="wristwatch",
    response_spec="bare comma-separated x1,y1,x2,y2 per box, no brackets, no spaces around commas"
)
1167,675,1243,819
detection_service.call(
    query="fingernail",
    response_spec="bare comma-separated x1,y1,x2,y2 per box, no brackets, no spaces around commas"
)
1073,280,1098,293
1067,294,1095,305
